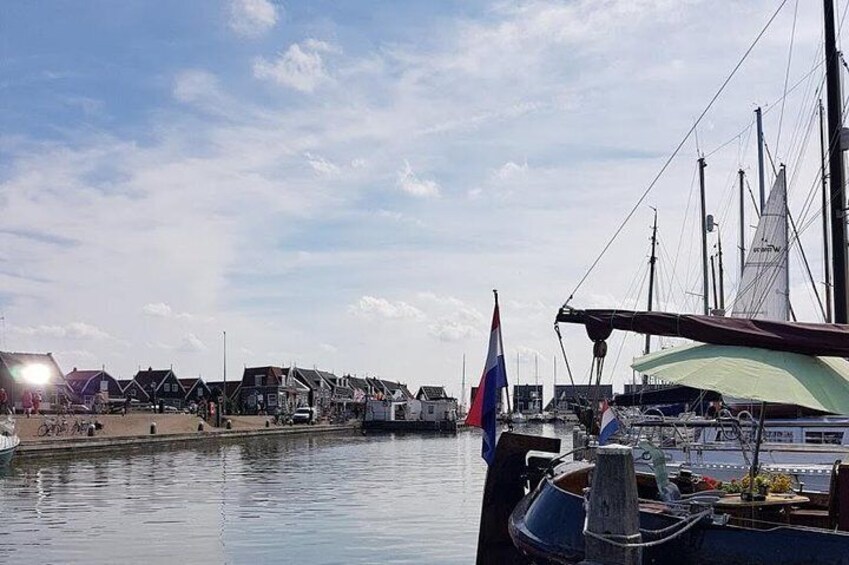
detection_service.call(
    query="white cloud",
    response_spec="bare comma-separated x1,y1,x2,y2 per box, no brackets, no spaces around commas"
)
428,319,480,342
253,42,331,92
178,333,207,352
228,0,279,38
396,160,440,198
142,303,192,320
348,296,425,321
304,152,340,177
493,160,528,181
13,322,111,340
173,69,221,104
319,342,338,353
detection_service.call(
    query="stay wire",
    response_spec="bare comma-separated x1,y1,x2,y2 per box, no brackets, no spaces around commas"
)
564,0,789,307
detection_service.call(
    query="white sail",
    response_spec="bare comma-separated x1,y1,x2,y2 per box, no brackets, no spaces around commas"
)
731,168,789,321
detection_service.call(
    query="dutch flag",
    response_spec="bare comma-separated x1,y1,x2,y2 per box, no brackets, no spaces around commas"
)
465,291,509,466
598,400,620,445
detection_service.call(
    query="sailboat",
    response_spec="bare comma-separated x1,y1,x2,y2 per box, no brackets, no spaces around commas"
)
471,1,849,563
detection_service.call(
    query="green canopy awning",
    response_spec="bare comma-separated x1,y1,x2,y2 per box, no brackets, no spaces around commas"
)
631,343,849,415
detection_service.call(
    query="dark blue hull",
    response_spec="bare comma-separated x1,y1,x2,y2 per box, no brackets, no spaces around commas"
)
509,466,849,565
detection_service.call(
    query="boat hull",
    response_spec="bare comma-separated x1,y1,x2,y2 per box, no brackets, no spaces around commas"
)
509,466,849,565
361,420,457,432
0,434,19,466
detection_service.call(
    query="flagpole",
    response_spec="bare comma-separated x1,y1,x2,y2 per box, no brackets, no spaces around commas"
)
494,289,512,414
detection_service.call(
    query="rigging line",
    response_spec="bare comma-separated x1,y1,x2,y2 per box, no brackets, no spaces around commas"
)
671,162,699,286
775,0,799,157
704,58,824,160
564,0,789,306
789,206,827,320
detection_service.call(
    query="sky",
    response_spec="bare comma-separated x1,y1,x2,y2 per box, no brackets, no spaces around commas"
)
0,0,842,403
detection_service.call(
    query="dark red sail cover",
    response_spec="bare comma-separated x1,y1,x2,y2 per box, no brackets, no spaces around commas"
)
556,308,849,358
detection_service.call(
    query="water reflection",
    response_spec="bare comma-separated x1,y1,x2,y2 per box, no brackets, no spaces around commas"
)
0,423,573,564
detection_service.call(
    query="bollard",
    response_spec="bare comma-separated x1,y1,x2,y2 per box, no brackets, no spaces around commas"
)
580,444,641,565
197,421,204,432
265,420,270,428
150,422,157,435
225,419,232,430
87,424,95,437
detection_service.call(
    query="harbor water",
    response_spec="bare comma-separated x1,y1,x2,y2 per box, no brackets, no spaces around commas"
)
0,424,571,564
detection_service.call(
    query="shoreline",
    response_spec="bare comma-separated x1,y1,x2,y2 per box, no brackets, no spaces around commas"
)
15,422,359,459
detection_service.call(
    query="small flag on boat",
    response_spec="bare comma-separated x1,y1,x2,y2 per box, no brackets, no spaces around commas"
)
466,290,509,466
598,400,619,445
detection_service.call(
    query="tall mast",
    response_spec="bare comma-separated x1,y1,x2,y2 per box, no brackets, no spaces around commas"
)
825,0,849,323
644,208,658,357
461,354,466,412
718,233,725,312
534,353,539,413
710,255,718,311
699,157,710,315
738,169,746,282
756,107,766,212
819,98,834,322
553,354,557,412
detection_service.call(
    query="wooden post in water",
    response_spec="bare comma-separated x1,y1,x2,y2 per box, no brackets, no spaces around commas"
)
581,444,642,565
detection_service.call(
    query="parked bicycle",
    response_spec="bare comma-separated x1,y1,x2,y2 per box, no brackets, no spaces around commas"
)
70,418,91,435
37,417,69,437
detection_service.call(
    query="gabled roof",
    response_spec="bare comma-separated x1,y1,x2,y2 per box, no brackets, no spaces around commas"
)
0,351,66,387
241,366,287,386
134,368,182,393
292,368,333,390
346,376,369,392
118,379,151,401
417,386,449,401
180,377,212,399
65,369,119,394
206,380,242,400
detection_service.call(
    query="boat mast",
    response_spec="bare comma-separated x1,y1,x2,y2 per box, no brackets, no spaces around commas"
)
738,169,746,282
644,208,658,358
824,0,849,323
534,353,539,413
819,98,833,322
699,157,710,315
710,255,718,311
718,232,725,312
461,354,466,413
756,107,766,212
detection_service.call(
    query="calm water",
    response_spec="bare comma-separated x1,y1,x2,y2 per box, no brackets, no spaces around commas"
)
0,424,572,564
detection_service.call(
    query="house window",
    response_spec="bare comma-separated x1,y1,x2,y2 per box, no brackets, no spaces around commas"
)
428,406,434,414
197,389,203,398
128,388,137,398
100,380,109,392
267,394,277,406
255,375,263,387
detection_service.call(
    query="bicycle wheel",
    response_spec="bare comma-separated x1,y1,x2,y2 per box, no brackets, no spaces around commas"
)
37,423,50,437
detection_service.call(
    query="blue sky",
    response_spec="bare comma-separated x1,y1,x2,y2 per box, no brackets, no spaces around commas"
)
0,0,837,400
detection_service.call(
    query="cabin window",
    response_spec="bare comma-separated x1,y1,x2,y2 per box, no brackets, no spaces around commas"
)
805,431,844,445
763,430,794,443
100,380,109,392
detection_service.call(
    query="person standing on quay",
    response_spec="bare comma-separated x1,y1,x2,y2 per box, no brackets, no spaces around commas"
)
22,389,33,418
32,391,42,416
0,387,8,415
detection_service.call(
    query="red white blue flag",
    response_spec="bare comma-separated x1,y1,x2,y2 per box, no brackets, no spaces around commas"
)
466,292,509,465
599,400,620,445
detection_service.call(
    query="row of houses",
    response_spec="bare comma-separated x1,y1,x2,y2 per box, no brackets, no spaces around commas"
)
0,350,424,419
469,384,615,414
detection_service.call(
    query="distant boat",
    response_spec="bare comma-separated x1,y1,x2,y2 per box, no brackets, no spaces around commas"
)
0,417,20,466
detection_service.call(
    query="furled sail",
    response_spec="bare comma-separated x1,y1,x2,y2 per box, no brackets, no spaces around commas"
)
732,167,788,320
